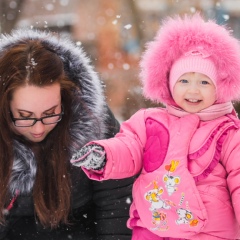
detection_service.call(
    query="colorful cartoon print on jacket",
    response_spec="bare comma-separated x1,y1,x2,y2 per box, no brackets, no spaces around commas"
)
144,159,199,232
163,160,180,196
144,181,169,231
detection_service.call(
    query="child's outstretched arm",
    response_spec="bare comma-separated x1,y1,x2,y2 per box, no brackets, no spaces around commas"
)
70,109,148,181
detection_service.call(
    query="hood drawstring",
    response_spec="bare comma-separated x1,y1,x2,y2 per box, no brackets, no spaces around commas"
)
3,190,19,215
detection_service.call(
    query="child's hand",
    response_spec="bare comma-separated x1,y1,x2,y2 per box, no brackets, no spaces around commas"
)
70,144,106,170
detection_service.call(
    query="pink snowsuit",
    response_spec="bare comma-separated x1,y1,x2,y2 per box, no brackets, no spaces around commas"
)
83,108,240,239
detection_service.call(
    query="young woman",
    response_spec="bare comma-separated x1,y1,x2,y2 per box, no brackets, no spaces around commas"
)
0,29,133,239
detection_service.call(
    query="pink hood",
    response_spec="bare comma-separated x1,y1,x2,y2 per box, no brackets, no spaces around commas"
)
140,13,240,105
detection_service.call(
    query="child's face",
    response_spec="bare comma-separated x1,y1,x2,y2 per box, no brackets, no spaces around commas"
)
172,72,216,113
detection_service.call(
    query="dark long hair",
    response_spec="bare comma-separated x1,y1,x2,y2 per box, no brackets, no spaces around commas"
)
0,38,77,228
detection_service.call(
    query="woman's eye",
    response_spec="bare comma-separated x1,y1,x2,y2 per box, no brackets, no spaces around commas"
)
44,112,55,116
19,113,32,118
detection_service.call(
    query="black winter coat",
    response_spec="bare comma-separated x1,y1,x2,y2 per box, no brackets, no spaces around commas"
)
0,30,134,240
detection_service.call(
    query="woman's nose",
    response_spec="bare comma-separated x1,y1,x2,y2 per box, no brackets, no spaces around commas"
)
31,120,45,133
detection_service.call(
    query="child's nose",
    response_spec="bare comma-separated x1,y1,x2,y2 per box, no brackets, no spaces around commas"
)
187,84,200,93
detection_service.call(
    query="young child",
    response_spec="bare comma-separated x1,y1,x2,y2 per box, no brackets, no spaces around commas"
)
71,13,240,240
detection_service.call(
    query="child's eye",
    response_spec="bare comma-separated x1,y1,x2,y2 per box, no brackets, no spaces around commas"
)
179,79,188,83
201,81,209,85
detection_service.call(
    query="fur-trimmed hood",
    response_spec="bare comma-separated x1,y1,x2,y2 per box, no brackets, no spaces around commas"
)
140,13,240,105
0,29,110,195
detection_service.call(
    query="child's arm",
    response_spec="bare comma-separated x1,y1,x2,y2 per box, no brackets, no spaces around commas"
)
71,109,147,180
221,129,240,225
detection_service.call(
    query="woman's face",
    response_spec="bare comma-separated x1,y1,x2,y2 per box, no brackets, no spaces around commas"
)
10,83,62,142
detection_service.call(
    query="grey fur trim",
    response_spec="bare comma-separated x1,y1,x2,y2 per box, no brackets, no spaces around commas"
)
1,29,109,195
10,141,37,195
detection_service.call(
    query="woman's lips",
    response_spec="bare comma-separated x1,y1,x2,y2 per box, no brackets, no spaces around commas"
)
31,133,44,138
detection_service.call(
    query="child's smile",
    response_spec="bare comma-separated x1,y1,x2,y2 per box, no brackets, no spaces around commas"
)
186,99,201,103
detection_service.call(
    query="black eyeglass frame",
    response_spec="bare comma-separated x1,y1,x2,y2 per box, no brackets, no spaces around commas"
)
10,106,64,127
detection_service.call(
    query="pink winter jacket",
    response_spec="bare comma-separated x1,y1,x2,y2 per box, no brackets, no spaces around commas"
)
83,108,240,239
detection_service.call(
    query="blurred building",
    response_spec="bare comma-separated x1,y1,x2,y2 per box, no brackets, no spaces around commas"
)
4,0,240,120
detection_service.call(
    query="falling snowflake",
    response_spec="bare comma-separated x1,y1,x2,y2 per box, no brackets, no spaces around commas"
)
76,41,82,46
124,24,132,30
126,197,131,204
45,3,54,11
223,14,229,21
123,63,130,70
190,7,196,13
31,58,38,67
108,63,114,69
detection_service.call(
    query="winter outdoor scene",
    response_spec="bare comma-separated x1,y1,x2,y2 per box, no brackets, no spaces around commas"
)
1,0,240,240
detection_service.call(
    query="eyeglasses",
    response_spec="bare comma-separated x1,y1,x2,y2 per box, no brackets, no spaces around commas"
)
10,107,64,127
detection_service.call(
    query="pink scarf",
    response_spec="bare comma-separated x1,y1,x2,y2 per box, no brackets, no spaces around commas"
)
166,102,235,121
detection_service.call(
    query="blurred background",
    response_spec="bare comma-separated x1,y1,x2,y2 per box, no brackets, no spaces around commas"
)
1,0,240,121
